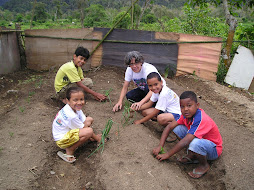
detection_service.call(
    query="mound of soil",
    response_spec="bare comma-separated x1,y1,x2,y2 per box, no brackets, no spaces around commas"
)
0,65,253,190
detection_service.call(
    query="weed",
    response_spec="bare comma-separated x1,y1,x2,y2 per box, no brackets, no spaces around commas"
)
0,147,3,153
216,60,228,84
9,132,14,137
29,91,35,97
19,106,25,113
35,78,43,88
121,99,136,127
88,119,114,157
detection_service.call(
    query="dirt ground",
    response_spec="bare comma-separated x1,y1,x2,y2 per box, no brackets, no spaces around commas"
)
0,65,254,190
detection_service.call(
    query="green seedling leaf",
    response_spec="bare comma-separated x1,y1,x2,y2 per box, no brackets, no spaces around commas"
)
159,147,165,154
9,132,14,137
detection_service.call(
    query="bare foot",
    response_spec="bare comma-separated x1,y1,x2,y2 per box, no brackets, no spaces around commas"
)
188,164,210,179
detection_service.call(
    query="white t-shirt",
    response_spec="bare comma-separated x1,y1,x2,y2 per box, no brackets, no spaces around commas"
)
150,85,181,115
124,62,166,90
52,104,86,141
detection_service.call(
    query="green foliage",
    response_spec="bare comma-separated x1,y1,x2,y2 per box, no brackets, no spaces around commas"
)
84,4,106,27
142,13,157,24
88,118,114,157
9,132,14,137
34,2,48,23
15,13,23,22
113,11,131,29
121,99,136,127
159,147,166,154
216,60,228,84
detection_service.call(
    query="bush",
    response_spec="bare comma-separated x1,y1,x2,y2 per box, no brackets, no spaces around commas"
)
216,60,228,84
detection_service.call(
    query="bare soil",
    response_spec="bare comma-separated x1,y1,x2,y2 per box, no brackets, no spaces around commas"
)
0,65,253,190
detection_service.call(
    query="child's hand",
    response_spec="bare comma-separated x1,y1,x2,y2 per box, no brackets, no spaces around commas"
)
131,102,142,111
113,102,122,112
156,152,170,161
134,120,142,125
152,146,161,156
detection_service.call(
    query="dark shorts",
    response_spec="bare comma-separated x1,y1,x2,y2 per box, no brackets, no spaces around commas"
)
126,84,149,102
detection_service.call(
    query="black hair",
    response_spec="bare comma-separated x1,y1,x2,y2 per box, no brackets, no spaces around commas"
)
66,87,85,100
147,72,161,81
180,91,197,103
124,51,144,65
74,46,90,60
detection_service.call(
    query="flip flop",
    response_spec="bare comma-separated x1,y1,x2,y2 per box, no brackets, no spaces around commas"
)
57,151,76,163
177,156,199,164
188,166,210,179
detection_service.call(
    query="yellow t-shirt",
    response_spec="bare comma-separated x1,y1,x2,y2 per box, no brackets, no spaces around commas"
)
54,60,84,92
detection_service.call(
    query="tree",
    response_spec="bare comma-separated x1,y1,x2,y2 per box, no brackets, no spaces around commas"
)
189,0,254,68
33,2,48,23
84,4,106,27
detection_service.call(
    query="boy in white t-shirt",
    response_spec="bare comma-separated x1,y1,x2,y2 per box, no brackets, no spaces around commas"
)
113,51,165,112
134,72,181,127
52,87,102,163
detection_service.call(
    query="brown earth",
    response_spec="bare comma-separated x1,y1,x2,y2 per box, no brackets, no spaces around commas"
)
0,65,253,190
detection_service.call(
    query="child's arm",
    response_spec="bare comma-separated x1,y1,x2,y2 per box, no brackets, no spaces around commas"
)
76,81,106,101
113,81,130,112
152,120,178,155
131,91,153,111
134,105,160,124
156,133,195,161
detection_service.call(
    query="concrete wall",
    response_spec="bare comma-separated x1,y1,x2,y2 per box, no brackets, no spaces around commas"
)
0,32,21,74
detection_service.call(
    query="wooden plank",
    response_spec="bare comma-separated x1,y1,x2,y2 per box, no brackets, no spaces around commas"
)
176,33,222,81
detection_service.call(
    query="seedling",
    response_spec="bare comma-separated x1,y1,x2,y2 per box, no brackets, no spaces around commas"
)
19,106,25,113
102,88,113,106
159,147,166,154
121,99,136,127
9,132,14,137
88,119,114,157
0,147,3,153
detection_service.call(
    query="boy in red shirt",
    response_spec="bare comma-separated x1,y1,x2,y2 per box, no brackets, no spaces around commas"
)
153,91,223,178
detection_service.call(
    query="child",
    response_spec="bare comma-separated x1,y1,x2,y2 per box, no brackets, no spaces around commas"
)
52,87,102,163
133,72,181,127
54,46,106,103
112,51,165,112
152,91,223,178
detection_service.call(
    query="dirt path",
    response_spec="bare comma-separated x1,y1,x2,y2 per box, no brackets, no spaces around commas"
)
0,66,253,190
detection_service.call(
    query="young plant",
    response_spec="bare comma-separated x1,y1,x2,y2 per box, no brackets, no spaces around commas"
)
88,119,114,157
102,88,113,106
0,147,3,153
159,147,166,154
121,99,136,127
9,132,14,137
19,106,25,113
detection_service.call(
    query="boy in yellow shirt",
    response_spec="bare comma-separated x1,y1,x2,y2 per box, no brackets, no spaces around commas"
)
54,46,106,104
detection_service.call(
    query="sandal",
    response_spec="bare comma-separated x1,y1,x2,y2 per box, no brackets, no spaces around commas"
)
57,151,76,163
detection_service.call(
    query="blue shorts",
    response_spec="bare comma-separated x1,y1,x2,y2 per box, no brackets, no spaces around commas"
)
173,125,218,160
126,85,149,102
158,111,181,121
